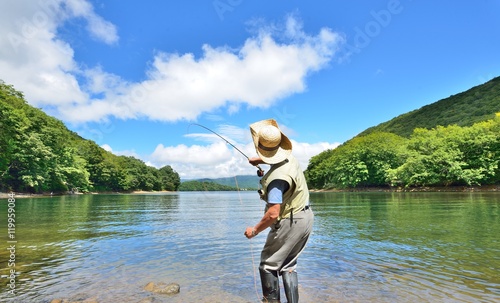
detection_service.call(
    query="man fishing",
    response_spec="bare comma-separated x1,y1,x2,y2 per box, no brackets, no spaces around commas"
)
244,119,314,303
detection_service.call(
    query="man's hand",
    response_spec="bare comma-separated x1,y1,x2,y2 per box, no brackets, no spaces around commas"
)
244,204,280,239
244,227,257,239
249,157,265,166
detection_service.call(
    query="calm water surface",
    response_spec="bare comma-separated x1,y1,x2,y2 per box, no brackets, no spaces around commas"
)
1,191,499,302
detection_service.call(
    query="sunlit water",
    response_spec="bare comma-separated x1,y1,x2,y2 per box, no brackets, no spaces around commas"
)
1,191,499,302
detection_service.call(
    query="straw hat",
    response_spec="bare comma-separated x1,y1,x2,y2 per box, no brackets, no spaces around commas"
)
250,119,292,164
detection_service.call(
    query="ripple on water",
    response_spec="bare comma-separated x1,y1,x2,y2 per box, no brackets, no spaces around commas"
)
1,192,499,302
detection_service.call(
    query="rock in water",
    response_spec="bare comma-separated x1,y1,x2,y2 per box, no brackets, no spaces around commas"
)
143,282,155,292
144,282,180,294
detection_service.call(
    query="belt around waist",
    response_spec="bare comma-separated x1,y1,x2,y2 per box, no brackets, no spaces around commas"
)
278,206,311,221
282,205,311,223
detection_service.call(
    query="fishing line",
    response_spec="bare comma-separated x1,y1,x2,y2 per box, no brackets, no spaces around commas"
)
189,123,263,301
233,176,262,303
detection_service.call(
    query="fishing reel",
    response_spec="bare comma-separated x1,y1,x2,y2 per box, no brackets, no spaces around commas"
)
257,188,265,200
256,165,264,199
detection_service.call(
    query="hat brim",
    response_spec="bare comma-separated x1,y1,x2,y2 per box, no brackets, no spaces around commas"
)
250,119,292,164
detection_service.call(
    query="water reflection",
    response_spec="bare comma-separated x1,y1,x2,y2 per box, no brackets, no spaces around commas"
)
0,193,181,302
304,192,500,303
0,192,499,302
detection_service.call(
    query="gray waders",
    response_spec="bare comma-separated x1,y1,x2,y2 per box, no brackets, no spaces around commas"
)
260,271,280,303
282,270,299,303
259,270,299,303
259,206,313,302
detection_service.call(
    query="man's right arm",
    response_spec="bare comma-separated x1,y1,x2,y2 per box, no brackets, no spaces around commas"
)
249,156,265,166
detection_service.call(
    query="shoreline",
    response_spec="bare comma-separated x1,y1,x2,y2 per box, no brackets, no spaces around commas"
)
310,184,500,193
0,190,175,199
2,185,500,199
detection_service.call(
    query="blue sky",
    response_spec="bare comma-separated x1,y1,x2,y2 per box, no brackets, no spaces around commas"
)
1,0,499,179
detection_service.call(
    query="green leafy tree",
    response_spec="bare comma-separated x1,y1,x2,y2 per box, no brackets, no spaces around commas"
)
0,99,22,188
1,80,182,193
158,165,181,191
306,132,407,188
305,148,335,189
16,133,54,192
54,148,91,192
388,116,500,187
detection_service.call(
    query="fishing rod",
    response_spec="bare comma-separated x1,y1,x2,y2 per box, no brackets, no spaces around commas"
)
189,123,265,177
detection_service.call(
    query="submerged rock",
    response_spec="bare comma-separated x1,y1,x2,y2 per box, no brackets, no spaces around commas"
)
144,281,180,295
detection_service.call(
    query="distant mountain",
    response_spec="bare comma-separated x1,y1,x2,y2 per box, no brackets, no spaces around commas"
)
195,175,261,190
358,76,500,138
178,180,239,191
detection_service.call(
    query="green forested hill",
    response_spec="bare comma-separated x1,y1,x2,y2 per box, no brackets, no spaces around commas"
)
0,81,180,193
358,76,500,138
178,180,237,191
179,175,260,191
306,77,500,189
198,175,260,190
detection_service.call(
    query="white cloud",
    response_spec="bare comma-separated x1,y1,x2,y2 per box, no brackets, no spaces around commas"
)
0,3,342,124
149,126,340,179
61,0,119,44
100,143,140,159
73,28,340,121
101,123,339,179
291,140,340,170
0,0,118,109
80,11,119,44
150,142,248,179
150,141,340,179
0,4,343,179
101,144,113,152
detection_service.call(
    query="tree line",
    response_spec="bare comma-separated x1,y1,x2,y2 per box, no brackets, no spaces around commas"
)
305,114,500,189
178,180,238,191
0,81,180,193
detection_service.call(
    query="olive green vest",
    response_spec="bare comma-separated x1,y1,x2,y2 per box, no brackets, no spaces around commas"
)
260,154,309,220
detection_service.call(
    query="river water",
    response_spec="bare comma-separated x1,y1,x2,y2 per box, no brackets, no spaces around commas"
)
1,191,499,302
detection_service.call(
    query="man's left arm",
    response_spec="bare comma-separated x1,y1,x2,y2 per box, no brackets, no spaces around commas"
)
244,203,280,239
244,179,289,239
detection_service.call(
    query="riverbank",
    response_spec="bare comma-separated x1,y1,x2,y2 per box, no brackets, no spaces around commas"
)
0,190,174,199
310,184,500,193
2,185,499,199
